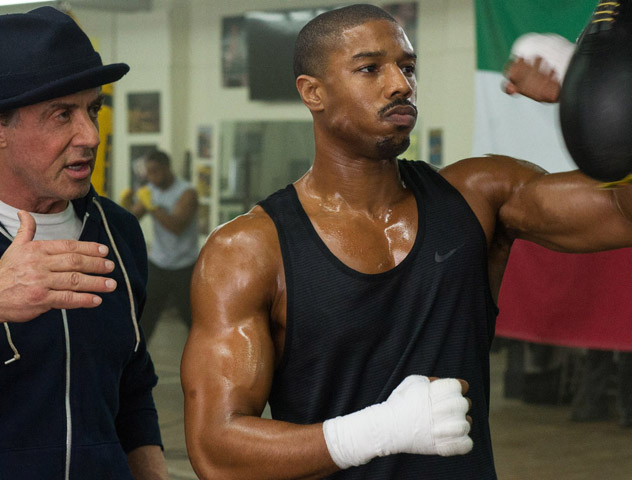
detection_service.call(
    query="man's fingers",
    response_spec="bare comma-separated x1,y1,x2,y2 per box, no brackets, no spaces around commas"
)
429,377,469,395
49,290,106,310
39,239,110,258
457,378,469,395
52,272,117,294
47,252,116,275
14,210,36,245
504,81,518,95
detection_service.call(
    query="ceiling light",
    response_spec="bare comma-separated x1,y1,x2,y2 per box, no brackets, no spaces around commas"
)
0,0,56,6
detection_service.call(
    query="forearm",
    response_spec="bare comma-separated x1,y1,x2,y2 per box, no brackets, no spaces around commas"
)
128,201,147,220
188,416,337,480
150,207,190,235
188,376,472,479
127,445,168,480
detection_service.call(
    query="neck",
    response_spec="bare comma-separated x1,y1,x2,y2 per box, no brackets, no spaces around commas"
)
160,174,175,191
0,188,69,214
297,149,407,215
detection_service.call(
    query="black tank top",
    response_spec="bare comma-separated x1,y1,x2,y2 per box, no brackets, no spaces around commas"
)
259,160,498,479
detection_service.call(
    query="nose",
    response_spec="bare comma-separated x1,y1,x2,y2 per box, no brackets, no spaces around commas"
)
384,64,414,99
73,111,100,149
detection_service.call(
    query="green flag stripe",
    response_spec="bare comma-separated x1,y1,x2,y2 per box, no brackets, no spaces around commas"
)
475,0,596,72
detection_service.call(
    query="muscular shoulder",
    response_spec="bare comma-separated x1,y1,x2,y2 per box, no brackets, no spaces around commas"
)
439,155,546,204
205,205,278,255
439,155,546,190
195,205,282,298
437,155,548,241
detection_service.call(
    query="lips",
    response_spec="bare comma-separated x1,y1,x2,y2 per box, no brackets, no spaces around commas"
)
64,160,93,180
383,104,417,127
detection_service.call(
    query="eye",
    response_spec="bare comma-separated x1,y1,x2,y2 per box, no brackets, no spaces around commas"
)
401,64,416,76
359,64,378,73
88,103,103,120
55,109,72,122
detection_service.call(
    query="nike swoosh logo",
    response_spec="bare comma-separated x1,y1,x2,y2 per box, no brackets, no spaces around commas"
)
434,244,464,263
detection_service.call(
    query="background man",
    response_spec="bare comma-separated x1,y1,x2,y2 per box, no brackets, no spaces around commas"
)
0,7,168,479
122,150,198,342
181,4,632,480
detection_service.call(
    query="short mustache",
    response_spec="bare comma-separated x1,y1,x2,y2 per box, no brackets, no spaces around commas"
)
378,98,417,117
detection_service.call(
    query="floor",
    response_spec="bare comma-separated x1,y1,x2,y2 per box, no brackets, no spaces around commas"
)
149,312,632,479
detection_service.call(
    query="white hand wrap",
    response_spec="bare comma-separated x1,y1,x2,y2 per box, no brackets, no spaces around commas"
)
322,375,473,469
510,33,575,83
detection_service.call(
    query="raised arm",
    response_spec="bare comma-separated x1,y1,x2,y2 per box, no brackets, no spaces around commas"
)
181,209,335,480
443,155,632,253
501,167,632,252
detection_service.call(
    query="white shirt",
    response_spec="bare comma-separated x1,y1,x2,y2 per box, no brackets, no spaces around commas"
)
0,199,82,241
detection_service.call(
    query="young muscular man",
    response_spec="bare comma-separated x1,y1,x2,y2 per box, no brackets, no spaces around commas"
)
182,5,632,479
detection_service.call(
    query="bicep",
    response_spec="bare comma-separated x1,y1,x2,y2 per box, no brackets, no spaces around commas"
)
500,170,632,252
181,231,277,437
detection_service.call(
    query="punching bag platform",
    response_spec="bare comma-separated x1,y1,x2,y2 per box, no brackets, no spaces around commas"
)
560,1,632,182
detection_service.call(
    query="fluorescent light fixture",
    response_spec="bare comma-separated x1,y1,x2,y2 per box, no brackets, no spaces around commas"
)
0,0,54,6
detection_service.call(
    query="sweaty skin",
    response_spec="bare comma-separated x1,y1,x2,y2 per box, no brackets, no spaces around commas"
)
181,19,632,480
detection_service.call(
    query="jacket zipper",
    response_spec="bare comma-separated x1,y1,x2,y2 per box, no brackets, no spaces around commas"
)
62,309,72,480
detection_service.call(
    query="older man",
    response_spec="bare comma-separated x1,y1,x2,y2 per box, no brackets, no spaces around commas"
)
0,7,167,479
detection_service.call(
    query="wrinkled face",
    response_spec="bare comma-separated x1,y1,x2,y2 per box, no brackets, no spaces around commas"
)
0,88,102,213
319,19,417,159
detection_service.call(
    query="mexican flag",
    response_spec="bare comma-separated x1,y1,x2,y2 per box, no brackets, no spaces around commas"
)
475,1,632,351
473,0,595,173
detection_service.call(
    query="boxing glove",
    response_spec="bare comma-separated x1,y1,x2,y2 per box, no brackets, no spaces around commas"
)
560,0,632,182
136,185,155,211
322,375,472,469
510,33,575,84
119,187,134,209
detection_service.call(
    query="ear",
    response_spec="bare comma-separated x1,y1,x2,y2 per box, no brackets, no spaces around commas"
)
296,74,325,113
0,125,8,149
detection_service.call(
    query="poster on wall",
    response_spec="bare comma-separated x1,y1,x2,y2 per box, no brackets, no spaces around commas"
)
197,125,212,158
129,144,156,190
382,2,418,49
196,164,212,198
222,16,248,87
428,129,442,166
198,204,210,236
127,92,161,133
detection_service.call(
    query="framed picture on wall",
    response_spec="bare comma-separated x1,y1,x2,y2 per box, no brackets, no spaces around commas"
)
222,16,248,88
198,203,210,236
197,125,212,158
428,129,443,166
195,163,212,198
127,92,161,133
